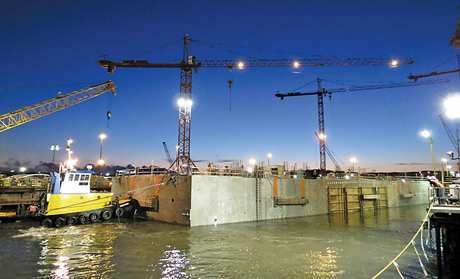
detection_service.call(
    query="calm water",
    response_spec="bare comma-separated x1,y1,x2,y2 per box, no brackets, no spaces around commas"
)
0,205,437,279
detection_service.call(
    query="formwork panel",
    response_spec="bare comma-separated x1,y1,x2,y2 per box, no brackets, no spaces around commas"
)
346,188,361,211
378,187,388,207
328,187,345,213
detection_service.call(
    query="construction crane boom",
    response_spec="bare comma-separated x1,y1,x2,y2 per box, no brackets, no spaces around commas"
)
276,78,450,171
408,54,460,81
276,79,450,99
162,142,173,165
408,68,460,82
99,57,415,72
98,35,414,172
0,81,116,133
315,132,342,172
438,114,459,152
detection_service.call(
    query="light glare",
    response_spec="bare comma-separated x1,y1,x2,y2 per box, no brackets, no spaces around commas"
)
421,130,431,138
444,95,460,118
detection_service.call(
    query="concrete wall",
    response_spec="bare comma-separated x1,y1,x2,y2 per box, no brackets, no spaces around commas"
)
112,175,191,225
191,176,329,227
190,176,430,227
115,174,430,227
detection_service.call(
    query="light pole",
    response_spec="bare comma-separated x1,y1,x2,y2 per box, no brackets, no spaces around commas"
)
98,134,106,166
421,130,436,175
267,153,272,166
50,145,60,166
350,157,357,172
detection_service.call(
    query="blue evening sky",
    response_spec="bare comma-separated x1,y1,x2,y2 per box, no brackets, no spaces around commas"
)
1,0,459,172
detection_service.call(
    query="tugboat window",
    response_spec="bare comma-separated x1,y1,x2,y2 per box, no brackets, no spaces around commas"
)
68,174,74,181
74,174,80,181
81,175,89,181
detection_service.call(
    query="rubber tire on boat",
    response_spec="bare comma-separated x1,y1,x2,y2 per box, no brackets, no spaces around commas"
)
115,208,124,217
89,213,100,223
79,215,88,225
41,218,53,228
54,217,65,228
101,210,112,220
67,216,77,225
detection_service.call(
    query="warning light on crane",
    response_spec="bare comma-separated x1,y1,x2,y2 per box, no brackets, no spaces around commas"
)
178,98,192,107
391,60,399,67
318,133,326,140
237,62,245,69
293,61,301,68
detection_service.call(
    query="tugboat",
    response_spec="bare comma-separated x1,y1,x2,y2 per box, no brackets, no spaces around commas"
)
39,170,138,228
38,139,139,228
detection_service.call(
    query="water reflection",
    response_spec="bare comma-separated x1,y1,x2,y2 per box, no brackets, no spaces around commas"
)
4,206,434,278
15,225,119,278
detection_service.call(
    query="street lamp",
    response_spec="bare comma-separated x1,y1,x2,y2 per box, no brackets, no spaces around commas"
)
350,157,357,172
421,130,436,175
99,134,106,164
19,167,26,173
50,145,60,165
267,153,272,166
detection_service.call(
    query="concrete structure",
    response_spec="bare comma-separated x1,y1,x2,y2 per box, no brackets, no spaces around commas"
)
112,174,430,227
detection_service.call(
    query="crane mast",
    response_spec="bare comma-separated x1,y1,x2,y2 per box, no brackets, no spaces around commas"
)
0,81,116,133
98,36,414,172
276,79,449,172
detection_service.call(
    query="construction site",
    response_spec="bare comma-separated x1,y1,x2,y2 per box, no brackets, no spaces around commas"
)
2,2,460,276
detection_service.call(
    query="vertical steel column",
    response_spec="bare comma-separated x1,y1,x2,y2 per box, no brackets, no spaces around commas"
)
255,169,261,221
177,66,193,169
317,78,326,172
436,226,443,279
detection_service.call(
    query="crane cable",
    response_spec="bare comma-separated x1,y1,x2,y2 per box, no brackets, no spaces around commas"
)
371,202,434,278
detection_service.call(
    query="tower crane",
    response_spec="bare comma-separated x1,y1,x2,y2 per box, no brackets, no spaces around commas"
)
408,54,460,81
0,81,116,133
315,132,343,172
98,35,414,172
276,79,450,172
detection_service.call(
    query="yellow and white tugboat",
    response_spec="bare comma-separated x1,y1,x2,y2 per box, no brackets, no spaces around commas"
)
39,139,139,228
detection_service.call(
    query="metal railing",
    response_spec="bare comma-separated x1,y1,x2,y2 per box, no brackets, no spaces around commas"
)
428,185,460,205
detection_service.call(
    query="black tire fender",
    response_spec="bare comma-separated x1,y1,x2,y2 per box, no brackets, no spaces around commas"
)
89,213,100,223
67,216,77,225
41,218,53,228
101,210,112,220
79,215,88,224
54,217,65,228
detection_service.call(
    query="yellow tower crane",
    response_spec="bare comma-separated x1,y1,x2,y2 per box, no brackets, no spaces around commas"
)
0,81,116,133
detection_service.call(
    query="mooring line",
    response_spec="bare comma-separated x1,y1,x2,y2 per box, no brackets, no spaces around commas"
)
371,203,434,278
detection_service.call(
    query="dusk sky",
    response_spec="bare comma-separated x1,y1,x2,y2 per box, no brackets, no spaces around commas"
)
1,0,460,172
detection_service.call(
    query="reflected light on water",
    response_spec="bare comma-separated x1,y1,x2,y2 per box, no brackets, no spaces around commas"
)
29,226,117,278
158,245,191,278
301,248,344,278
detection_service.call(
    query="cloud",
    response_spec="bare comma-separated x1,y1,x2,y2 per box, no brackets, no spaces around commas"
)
393,162,431,166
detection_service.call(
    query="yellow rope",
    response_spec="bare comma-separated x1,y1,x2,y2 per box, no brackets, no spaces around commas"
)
371,203,434,279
